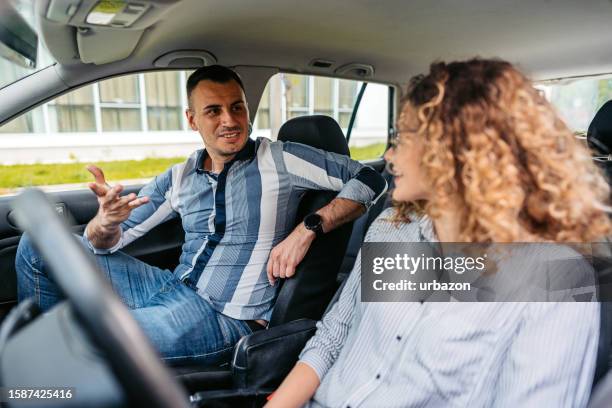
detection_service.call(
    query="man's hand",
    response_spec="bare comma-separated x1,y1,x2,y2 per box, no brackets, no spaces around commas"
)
266,198,365,286
267,223,316,286
85,165,149,249
87,165,149,226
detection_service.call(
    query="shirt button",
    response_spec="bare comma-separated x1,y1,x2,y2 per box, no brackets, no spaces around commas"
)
396,335,402,341
376,374,381,379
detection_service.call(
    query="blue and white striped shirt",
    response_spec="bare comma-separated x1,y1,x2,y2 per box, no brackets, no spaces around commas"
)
300,208,599,407
85,137,387,321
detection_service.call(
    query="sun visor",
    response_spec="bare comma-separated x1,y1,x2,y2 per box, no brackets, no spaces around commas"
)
43,0,182,65
76,26,143,64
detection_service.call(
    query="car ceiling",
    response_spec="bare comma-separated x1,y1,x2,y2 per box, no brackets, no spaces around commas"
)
33,0,612,87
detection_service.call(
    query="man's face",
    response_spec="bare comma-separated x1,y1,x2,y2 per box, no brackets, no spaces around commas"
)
186,79,250,160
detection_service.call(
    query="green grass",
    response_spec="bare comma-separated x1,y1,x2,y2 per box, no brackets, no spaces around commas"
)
350,142,386,161
0,157,186,193
0,142,387,194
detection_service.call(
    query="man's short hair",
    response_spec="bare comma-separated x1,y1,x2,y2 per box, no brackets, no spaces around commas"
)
186,65,245,108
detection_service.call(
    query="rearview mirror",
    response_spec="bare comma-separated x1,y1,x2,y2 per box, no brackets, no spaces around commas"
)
0,2,37,68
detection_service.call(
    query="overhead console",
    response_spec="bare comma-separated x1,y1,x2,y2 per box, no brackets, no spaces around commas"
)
41,0,182,65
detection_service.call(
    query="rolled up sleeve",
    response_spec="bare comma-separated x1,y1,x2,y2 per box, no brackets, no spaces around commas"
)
281,141,387,209
82,166,178,254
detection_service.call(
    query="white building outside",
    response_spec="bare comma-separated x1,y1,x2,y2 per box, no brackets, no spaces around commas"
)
0,70,390,165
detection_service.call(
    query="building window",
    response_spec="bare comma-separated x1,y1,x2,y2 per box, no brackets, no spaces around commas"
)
256,83,271,129
0,111,34,133
338,79,358,128
271,74,360,127
0,71,193,135
285,74,309,119
254,73,389,160
314,76,334,118
48,85,96,132
145,71,183,131
99,75,141,131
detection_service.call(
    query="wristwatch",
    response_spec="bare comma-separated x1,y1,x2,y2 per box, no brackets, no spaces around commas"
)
304,213,324,237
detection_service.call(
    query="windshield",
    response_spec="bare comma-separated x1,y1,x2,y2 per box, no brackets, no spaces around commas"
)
0,0,54,90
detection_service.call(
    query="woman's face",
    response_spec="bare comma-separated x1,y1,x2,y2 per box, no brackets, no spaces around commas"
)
384,103,431,203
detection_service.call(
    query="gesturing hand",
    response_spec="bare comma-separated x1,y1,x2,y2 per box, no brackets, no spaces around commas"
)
86,165,149,228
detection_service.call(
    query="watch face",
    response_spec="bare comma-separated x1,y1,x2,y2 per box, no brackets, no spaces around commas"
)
305,213,322,230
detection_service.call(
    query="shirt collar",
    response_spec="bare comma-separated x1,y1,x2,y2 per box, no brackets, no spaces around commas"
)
195,138,257,174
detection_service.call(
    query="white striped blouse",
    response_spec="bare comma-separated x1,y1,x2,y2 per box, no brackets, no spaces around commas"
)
299,208,599,408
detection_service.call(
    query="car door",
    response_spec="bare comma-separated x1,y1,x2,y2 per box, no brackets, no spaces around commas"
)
0,187,185,319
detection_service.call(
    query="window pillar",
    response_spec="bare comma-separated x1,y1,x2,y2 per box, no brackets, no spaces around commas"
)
308,77,314,115
92,83,102,133
270,75,283,139
333,79,339,122
138,74,148,132
179,71,189,131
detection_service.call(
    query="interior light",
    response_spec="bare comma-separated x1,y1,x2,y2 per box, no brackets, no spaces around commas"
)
86,0,126,26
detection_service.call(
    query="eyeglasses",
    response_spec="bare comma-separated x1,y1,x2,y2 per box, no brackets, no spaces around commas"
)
389,127,400,138
575,131,612,162
389,127,408,140
387,132,412,150
592,155,612,163
388,137,400,149
388,129,404,150
389,126,420,143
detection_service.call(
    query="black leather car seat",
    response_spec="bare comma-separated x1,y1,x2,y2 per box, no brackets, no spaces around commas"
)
588,100,612,184
337,169,394,283
269,115,354,325
588,100,612,405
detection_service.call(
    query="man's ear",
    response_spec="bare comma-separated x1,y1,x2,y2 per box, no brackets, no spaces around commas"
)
185,109,197,131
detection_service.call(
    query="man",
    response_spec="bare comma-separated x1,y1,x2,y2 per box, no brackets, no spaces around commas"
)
15,65,387,366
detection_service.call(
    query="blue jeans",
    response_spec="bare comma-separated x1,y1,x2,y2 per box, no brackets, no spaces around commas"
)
15,233,253,367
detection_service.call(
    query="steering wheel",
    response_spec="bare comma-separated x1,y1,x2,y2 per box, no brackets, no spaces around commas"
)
11,189,190,408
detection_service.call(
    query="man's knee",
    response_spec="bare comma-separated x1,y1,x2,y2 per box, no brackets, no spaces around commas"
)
16,233,88,273
15,233,46,304
15,233,40,271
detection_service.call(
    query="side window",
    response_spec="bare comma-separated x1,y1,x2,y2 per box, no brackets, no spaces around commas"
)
145,72,183,131
48,85,96,132
253,73,390,161
348,83,390,161
0,71,199,197
537,75,612,134
99,75,141,131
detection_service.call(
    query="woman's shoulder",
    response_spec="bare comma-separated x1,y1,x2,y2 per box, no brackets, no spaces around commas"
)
364,208,426,243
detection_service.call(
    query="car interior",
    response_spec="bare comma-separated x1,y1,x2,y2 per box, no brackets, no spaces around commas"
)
2,0,612,407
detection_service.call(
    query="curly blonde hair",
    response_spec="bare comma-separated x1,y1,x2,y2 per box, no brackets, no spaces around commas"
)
394,58,611,242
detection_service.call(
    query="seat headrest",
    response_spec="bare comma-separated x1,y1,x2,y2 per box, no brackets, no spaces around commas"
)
588,100,612,156
277,115,350,156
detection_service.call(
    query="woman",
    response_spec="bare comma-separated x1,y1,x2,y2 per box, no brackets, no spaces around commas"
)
265,59,612,408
